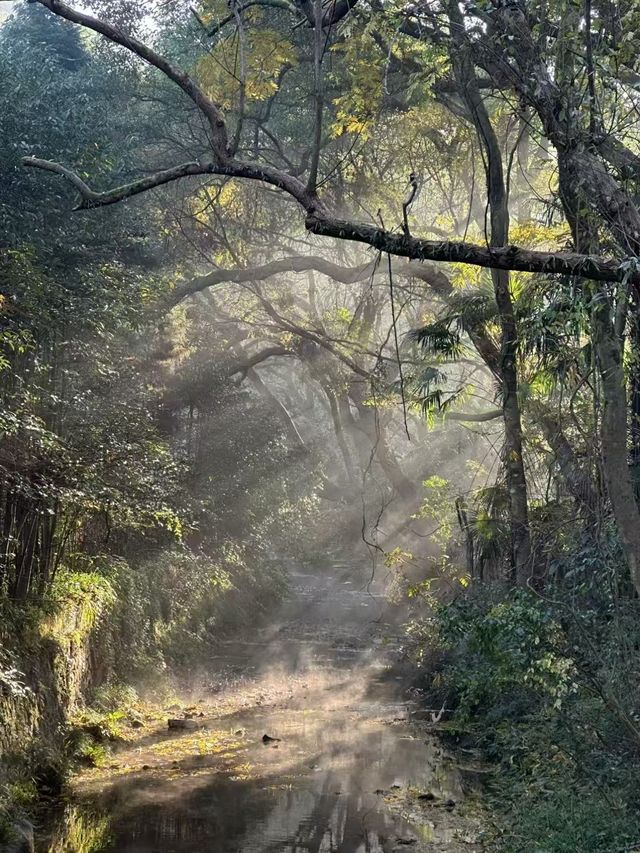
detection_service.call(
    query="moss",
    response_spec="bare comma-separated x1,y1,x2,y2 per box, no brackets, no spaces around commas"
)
3,781,37,811
47,804,112,853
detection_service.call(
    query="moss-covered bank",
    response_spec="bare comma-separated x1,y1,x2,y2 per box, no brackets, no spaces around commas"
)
0,554,286,848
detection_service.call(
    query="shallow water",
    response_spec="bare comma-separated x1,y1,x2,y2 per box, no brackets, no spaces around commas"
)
40,564,480,852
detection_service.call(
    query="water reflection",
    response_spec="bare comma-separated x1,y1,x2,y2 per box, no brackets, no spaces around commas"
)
42,566,463,852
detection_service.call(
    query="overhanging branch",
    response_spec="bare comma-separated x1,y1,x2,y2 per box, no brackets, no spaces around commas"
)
305,215,630,283
22,0,634,287
22,158,213,209
23,152,630,285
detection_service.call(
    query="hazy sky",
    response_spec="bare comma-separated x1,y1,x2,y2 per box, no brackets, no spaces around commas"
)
0,1,15,21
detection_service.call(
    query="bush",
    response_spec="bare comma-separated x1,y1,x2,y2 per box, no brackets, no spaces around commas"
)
419,558,640,853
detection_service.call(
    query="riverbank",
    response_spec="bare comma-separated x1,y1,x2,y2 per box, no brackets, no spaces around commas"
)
0,555,286,851
22,563,487,852
413,584,640,853
39,644,486,851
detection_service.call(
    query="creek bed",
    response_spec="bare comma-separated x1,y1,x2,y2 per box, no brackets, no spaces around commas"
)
39,567,485,852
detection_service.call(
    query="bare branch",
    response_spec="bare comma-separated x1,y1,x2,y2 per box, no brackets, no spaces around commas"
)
170,256,378,306
204,0,298,38
307,0,324,192
22,154,325,216
228,345,292,378
446,409,502,422
24,151,629,285
22,158,212,209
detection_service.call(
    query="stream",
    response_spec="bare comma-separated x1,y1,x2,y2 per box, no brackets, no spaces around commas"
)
39,563,484,852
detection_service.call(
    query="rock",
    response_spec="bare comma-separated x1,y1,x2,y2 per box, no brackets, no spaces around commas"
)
262,733,281,744
130,718,144,729
141,764,151,771
168,718,198,730
395,836,417,846
444,798,456,809
3,820,34,853
417,791,436,801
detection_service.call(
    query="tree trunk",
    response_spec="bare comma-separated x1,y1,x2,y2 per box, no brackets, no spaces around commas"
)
592,301,640,593
246,368,306,450
533,405,600,514
558,155,640,596
325,388,358,483
449,0,533,587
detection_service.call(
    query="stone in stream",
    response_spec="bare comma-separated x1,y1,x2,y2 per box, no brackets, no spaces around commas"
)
167,718,198,730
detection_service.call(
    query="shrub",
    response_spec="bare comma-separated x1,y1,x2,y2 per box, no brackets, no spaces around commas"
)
419,557,640,852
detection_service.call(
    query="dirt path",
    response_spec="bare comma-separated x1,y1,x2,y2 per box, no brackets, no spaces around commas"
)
42,563,485,852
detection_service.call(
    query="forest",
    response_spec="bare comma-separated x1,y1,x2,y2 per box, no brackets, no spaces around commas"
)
1,0,640,850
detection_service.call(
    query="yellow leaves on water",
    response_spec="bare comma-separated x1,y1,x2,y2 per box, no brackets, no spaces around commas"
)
144,728,244,759
278,331,296,350
77,726,251,786
229,762,252,781
195,30,297,108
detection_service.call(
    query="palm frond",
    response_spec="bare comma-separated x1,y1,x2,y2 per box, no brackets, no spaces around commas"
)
407,322,463,360
446,283,497,330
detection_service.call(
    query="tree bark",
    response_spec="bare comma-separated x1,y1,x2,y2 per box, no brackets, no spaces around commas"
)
591,301,640,593
449,0,533,587
246,367,306,450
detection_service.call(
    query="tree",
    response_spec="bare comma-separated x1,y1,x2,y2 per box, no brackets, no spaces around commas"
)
12,0,640,592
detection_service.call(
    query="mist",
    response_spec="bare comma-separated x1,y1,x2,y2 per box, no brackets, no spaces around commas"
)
3,1,640,851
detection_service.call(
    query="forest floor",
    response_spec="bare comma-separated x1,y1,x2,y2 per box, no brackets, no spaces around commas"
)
40,562,486,852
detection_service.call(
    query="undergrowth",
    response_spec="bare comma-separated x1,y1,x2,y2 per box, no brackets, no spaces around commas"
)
414,535,640,852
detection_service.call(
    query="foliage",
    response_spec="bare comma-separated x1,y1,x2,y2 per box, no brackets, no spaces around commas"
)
0,647,32,700
6,0,640,847
47,804,113,853
417,536,640,852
